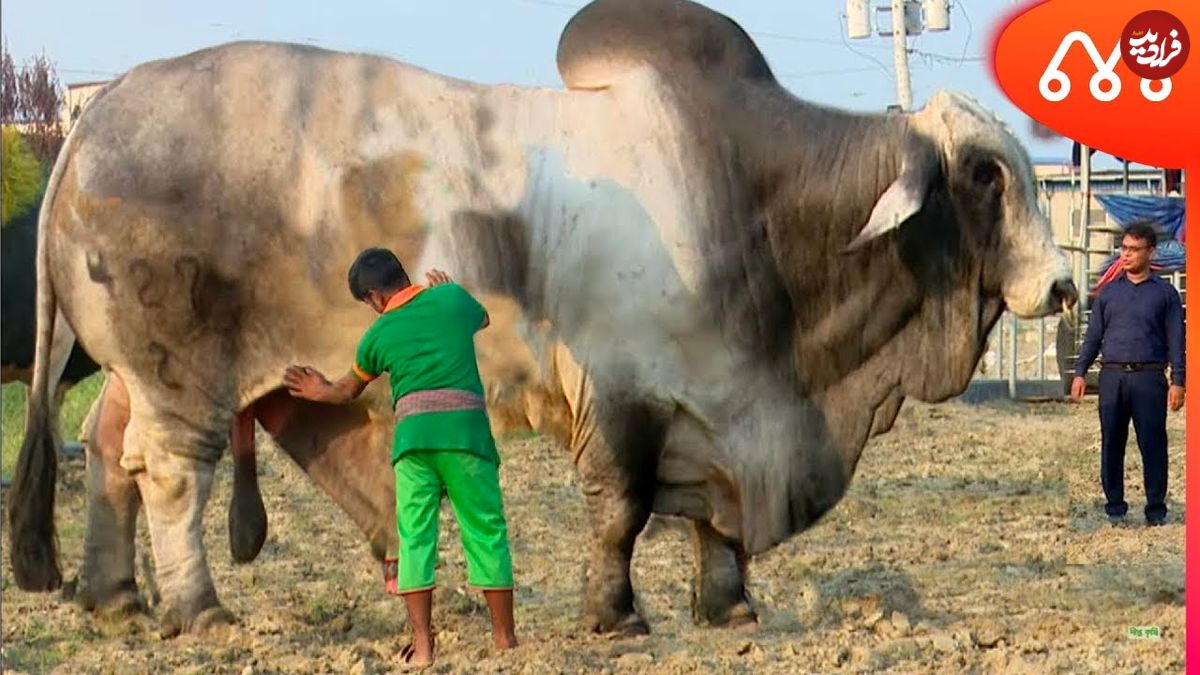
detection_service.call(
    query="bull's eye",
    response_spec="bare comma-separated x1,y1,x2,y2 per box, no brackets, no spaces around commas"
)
972,160,1003,190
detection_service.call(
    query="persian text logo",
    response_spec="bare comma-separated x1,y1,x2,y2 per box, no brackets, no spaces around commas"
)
1039,10,1189,104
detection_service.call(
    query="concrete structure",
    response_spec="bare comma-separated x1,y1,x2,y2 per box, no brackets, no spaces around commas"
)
1034,161,1167,247
60,80,109,132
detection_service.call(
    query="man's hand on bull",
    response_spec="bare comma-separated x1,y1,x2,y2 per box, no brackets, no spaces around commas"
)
425,269,453,286
284,365,370,405
284,365,330,400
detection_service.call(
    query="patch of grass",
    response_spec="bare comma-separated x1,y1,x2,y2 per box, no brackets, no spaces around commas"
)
2,382,30,479
2,372,105,479
303,594,344,626
0,618,74,671
868,639,925,671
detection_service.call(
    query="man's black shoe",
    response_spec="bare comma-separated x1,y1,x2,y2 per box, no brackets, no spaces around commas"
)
1146,517,1167,527
1107,514,1126,526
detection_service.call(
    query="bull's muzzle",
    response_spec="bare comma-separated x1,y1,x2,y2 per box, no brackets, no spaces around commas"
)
1051,278,1079,327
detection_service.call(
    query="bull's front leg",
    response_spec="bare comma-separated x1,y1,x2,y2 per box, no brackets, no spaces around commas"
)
74,373,143,617
575,402,664,636
690,521,757,627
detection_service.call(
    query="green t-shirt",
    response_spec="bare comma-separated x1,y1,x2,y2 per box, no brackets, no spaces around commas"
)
353,283,498,465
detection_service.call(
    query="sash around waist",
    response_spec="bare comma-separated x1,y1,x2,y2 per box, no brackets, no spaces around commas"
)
393,389,485,423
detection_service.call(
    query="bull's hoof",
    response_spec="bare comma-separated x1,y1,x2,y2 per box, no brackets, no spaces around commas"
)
159,604,236,638
73,578,143,618
61,576,77,602
694,599,758,628
191,605,237,634
583,610,650,637
98,590,146,619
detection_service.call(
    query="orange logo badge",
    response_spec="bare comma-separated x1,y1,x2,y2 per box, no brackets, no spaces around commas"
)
989,1,1197,168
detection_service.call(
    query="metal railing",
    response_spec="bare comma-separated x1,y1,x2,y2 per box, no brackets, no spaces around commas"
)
975,313,1059,398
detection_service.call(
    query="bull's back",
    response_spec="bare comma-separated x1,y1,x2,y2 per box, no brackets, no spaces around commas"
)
50,42,556,413
71,43,413,232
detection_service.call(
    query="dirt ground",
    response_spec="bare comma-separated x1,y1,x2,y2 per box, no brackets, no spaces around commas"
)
0,395,1185,674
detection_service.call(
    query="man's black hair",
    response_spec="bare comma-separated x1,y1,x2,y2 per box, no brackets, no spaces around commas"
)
347,247,410,301
1124,221,1159,249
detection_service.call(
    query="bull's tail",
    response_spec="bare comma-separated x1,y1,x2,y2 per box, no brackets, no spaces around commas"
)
8,119,84,592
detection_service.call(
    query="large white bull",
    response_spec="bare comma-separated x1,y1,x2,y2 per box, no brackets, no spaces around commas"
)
10,0,1076,636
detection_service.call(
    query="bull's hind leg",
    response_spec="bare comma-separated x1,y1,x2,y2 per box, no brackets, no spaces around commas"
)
124,411,232,637
75,373,143,616
575,401,665,636
690,521,757,627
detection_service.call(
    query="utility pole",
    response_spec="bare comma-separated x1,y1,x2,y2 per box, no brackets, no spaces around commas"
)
890,0,913,110
1078,143,1091,319
847,1,947,111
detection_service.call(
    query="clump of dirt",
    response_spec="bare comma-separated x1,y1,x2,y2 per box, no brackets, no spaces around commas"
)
1,398,1184,673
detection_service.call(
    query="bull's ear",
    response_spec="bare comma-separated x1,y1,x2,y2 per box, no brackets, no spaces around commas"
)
845,139,940,252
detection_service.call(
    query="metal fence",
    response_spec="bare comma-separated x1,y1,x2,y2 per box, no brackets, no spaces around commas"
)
975,313,1058,398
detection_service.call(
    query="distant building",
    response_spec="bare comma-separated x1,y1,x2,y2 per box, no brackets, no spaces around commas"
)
61,80,111,132
1033,161,1168,249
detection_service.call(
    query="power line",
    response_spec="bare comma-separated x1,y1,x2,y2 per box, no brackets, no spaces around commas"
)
740,29,889,51
837,13,895,78
7,64,121,85
57,68,121,77
956,0,975,63
910,49,984,65
904,3,980,67
777,65,888,79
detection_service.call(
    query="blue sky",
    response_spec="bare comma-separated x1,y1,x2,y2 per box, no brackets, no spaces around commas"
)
3,0,1131,169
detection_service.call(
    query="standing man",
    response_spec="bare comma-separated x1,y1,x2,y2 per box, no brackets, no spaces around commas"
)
283,248,517,669
1071,221,1185,527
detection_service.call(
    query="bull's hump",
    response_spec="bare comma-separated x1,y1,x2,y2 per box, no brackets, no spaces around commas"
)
556,0,775,91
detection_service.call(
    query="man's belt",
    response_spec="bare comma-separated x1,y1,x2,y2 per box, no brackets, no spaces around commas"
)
1100,362,1168,372
394,389,485,422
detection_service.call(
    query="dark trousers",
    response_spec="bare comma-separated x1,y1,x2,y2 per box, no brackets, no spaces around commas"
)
1098,368,1169,520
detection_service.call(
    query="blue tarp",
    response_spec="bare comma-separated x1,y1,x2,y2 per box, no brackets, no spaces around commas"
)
1095,193,1186,243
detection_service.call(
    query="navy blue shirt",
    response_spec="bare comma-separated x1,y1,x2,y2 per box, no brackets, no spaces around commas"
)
1074,274,1185,386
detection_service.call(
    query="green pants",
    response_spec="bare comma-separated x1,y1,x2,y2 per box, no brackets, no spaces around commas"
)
393,450,514,592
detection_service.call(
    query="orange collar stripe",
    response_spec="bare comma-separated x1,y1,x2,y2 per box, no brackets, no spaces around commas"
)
384,285,427,313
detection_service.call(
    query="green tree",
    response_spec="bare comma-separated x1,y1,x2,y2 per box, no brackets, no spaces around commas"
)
1,40,64,166
2,126,44,226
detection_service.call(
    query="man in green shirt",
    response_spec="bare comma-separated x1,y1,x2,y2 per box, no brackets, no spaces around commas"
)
283,247,517,669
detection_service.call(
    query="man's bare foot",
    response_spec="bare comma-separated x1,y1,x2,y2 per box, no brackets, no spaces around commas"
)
397,635,435,670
